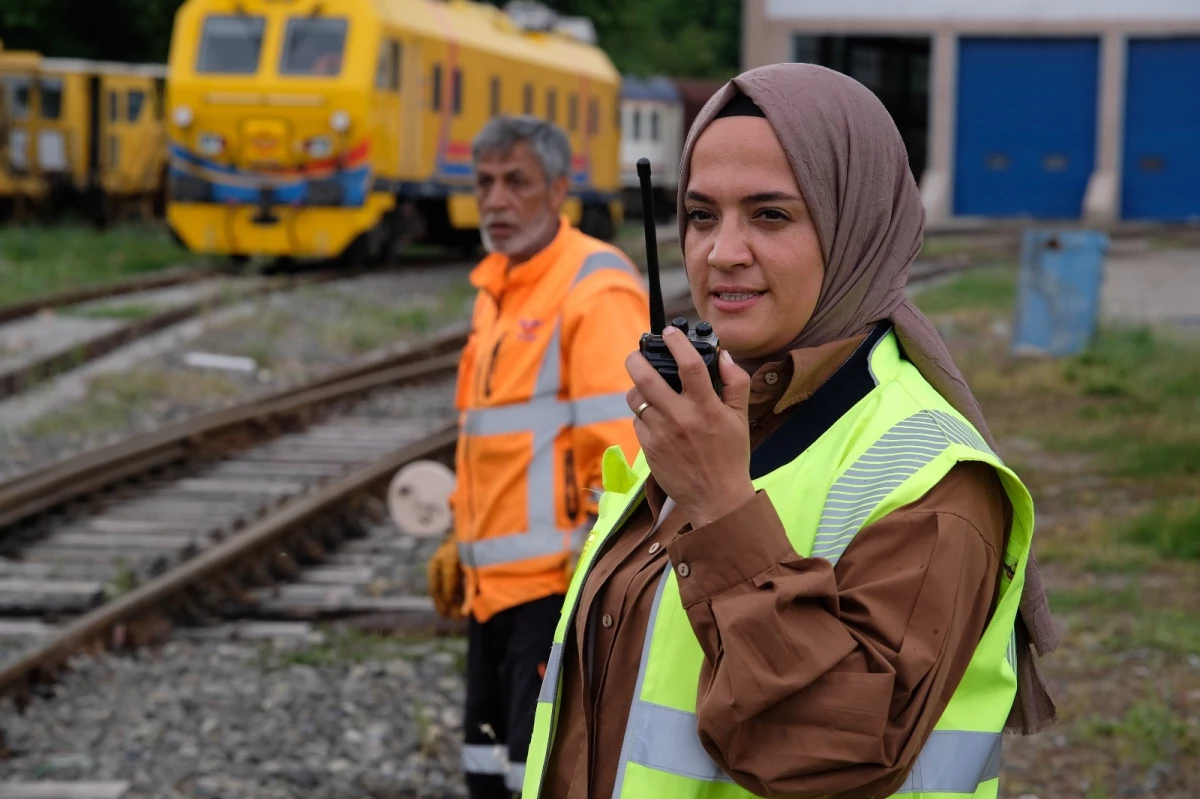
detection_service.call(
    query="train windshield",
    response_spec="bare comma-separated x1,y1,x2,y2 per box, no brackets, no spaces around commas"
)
279,17,348,77
196,15,266,74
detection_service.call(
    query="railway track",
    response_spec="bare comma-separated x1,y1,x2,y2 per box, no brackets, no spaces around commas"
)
0,257,981,713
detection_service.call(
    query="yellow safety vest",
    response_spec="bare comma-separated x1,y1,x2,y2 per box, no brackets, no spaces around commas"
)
522,327,1034,798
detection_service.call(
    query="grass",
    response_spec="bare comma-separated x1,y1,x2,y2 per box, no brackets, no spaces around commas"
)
919,263,1200,797
1075,698,1200,770
1120,499,1200,561
261,628,467,672
64,302,160,321
910,265,1018,316
0,223,194,307
313,281,475,355
27,368,242,437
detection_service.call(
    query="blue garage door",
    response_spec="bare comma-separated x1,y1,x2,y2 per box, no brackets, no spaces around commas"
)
954,38,1099,218
1122,38,1200,221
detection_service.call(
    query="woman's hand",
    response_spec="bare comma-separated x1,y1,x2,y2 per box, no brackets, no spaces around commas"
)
626,326,756,528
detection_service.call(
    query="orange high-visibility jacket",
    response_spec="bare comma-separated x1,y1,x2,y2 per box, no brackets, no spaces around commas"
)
451,217,649,622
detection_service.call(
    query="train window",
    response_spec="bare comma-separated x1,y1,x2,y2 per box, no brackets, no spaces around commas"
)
154,77,166,120
453,69,462,115
432,64,442,111
523,83,533,115
490,77,501,117
651,110,659,142
568,93,577,132
109,91,119,124
632,109,641,141
375,47,388,89
375,41,401,91
546,89,556,123
5,78,30,120
196,15,265,74
280,17,348,77
39,78,64,120
588,97,598,135
128,90,146,122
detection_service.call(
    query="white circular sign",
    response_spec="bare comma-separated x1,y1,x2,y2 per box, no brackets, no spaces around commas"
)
387,460,456,537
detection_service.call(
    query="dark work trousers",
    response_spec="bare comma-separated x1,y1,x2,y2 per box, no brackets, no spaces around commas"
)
463,593,564,798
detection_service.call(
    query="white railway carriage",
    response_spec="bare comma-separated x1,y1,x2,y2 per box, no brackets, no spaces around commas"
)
619,74,682,221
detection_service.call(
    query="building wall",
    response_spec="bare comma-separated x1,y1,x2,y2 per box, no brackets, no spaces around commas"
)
741,0,1200,225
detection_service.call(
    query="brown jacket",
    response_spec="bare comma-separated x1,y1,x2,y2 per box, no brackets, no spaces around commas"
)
541,334,1012,799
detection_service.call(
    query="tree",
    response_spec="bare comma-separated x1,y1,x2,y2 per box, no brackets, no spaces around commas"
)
1,0,185,63
495,0,741,79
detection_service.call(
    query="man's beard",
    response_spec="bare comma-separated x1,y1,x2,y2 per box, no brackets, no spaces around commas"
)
480,210,558,261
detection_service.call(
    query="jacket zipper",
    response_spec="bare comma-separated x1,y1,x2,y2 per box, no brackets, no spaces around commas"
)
533,485,647,797
563,450,579,520
482,333,505,399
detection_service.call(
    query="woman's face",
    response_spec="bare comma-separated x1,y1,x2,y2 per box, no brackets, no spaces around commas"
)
683,116,825,359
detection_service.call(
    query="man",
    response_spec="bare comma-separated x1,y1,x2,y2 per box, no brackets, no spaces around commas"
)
426,115,649,799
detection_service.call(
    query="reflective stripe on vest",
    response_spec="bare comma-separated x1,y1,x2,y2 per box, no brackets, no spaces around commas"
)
458,251,639,569
813,409,995,565
537,567,1005,796
547,410,1006,797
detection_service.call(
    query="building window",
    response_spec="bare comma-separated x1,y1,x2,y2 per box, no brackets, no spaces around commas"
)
568,93,578,131
524,82,533,114
452,68,462,115
432,64,442,111
632,109,641,141
792,34,818,64
588,97,598,134
547,88,557,122
109,91,119,123
650,110,659,141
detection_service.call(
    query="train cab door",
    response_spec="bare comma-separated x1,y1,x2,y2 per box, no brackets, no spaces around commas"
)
399,39,422,179
373,38,402,181
97,77,125,196
0,66,37,182
122,80,159,197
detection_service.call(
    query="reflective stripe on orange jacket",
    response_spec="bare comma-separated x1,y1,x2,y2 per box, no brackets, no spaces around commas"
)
451,216,649,622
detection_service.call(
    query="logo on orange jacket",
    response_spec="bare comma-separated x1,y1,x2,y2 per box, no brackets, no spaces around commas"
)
517,318,544,342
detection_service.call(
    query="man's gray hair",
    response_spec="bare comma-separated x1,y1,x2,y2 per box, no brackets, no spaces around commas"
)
472,115,572,183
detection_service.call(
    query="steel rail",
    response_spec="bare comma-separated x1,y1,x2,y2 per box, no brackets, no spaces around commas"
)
0,424,458,699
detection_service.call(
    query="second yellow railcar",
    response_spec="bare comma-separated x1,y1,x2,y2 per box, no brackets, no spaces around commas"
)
0,45,168,221
165,0,623,263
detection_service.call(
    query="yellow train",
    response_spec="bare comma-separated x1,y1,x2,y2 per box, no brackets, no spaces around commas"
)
164,0,624,263
0,43,169,222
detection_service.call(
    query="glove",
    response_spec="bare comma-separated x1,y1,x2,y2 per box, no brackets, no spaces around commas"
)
426,535,464,619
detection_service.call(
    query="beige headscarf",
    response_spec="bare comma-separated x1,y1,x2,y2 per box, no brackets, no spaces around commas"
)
677,63,1058,734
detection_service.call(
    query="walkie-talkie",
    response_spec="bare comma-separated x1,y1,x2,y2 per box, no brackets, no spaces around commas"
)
636,158,722,395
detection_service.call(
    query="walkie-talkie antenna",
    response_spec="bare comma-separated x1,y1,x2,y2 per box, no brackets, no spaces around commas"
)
636,158,666,335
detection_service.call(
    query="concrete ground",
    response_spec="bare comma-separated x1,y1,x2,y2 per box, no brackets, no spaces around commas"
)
1101,243,1200,328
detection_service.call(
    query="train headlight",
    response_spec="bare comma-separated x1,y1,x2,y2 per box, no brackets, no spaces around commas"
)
172,105,194,128
329,110,351,133
306,136,334,159
197,133,225,157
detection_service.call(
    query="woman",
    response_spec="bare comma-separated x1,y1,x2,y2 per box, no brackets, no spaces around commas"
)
519,64,1059,799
